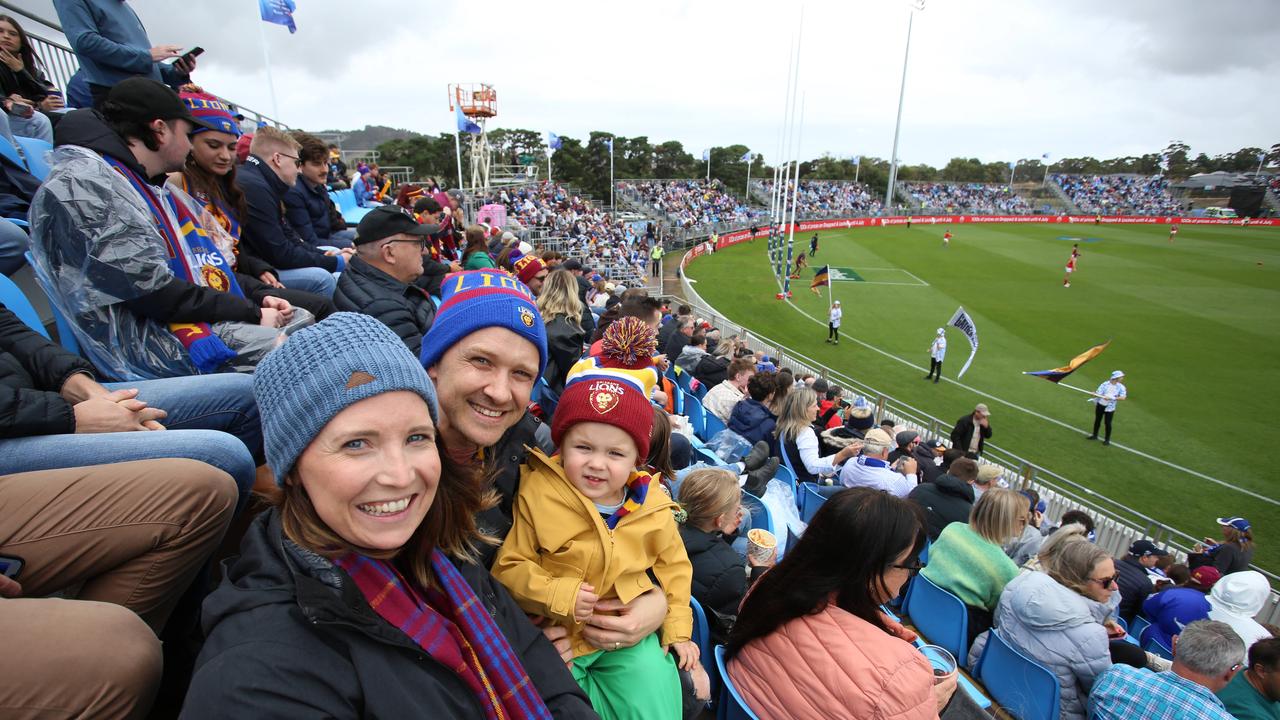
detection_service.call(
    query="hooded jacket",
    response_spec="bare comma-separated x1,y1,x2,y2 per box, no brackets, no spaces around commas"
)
692,353,730,389
906,473,974,541
729,602,938,720
679,523,764,645
30,109,267,380
333,256,435,355
968,571,1111,720
182,510,597,719
728,397,777,450
675,344,708,375
237,154,341,272
1208,571,1273,649
491,449,693,659
1141,587,1210,649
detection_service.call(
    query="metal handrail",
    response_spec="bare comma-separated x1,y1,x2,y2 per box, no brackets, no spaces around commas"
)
675,240,1280,621
0,1,289,129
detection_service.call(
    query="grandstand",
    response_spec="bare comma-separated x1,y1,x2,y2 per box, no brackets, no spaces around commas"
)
751,179,885,218
901,181,1033,215
1052,173,1185,215
617,178,767,231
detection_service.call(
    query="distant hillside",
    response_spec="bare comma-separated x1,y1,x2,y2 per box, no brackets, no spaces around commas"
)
319,125,426,150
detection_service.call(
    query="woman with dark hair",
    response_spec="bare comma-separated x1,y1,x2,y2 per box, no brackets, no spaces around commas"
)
182,313,596,719
168,92,335,321
0,14,56,141
727,488,957,719
462,224,498,270
1191,516,1256,575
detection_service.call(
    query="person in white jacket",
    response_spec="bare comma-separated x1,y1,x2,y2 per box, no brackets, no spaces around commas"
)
1208,571,1274,650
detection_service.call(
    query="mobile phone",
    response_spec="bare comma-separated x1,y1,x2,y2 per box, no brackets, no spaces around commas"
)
0,555,24,579
169,46,203,66
4,101,33,119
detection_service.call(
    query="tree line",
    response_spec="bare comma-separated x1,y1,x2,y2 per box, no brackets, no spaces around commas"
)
375,132,1279,203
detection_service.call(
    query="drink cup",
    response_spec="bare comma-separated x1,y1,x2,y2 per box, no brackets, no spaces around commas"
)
919,644,957,684
745,528,776,564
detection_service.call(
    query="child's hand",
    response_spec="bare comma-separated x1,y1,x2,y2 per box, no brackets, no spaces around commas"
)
667,640,700,671
574,583,598,623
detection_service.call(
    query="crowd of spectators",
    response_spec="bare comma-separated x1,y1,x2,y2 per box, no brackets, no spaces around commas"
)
0,4,1274,719
1053,174,1184,215
753,179,884,217
618,179,766,229
903,182,1033,215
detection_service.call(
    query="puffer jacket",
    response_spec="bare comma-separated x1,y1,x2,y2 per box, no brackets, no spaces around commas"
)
906,473,974,541
679,524,762,645
1207,570,1273,649
182,510,597,719
968,571,1110,720
0,303,96,437
728,398,777,450
333,256,435,355
729,603,937,720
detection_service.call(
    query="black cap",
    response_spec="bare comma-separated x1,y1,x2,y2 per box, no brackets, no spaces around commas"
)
354,204,438,245
102,78,218,132
561,258,583,271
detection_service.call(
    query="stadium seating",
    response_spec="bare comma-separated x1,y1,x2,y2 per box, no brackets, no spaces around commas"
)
329,189,373,226
903,182,1031,215
1139,626,1174,660
0,271,47,338
23,251,80,354
972,629,1061,720
800,482,826,523
704,411,727,440
684,393,708,438
754,179,884,217
904,574,970,668
1127,615,1151,645
743,492,773,536
714,646,760,720
0,136,26,171
618,179,765,229
14,136,52,181
1052,174,1182,215
690,596,714,679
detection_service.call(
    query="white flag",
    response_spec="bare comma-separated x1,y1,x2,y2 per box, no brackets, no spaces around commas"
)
947,307,979,378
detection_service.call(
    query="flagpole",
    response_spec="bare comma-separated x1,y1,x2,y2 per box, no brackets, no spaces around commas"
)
854,156,860,184
744,155,751,200
609,140,615,213
454,128,464,192
256,12,281,121
784,91,805,298
1023,377,1097,397
547,149,552,184
706,151,711,182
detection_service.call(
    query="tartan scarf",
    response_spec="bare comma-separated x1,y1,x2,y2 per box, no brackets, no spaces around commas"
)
105,156,239,372
333,550,552,720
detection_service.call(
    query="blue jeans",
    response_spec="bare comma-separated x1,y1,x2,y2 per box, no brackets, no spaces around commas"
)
7,109,53,144
0,373,261,512
320,229,355,249
277,265,338,297
0,218,27,276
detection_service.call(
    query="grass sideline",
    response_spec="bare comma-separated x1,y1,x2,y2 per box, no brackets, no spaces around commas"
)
685,222,1280,572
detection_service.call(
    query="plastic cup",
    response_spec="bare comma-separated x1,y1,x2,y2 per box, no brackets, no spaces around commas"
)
746,528,776,564
919,644,957,684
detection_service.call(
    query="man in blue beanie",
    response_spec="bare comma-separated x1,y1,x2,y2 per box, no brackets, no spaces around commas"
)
418,269,671,660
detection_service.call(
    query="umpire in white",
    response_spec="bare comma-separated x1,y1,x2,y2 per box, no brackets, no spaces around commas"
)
1087,370,1128,445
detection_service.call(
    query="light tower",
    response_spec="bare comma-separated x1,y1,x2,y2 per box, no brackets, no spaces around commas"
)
448,83,497,194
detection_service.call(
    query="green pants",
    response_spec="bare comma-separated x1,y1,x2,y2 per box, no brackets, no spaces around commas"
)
570,634,681,720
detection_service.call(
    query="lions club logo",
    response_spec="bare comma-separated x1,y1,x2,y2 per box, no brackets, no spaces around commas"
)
201,266,230,292
588,380,625,415
518,306,535,328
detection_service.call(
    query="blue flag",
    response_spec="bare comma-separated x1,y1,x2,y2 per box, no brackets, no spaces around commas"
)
740,151,752,162
1008,160,1016,170
604,137,613,152
455,105,480,134
259,0,297,33
548,132,562,150
853,155,861,166
702,149,710,162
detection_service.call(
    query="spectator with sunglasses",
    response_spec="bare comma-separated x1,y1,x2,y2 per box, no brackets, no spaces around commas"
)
238,126,352,295
333,205,439,354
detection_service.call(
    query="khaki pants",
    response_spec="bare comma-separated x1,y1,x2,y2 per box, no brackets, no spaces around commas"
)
0,460,237,719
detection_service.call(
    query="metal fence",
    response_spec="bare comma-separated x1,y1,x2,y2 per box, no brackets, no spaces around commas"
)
676,243,1280,624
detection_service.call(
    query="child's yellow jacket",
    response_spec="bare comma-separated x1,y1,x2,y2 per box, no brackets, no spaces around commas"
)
492,448,693,658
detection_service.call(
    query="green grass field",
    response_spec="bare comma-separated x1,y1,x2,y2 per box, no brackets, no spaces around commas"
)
686,222,1280,571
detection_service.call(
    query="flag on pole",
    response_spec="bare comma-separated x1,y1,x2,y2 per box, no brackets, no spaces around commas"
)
604,137,613,152
1042,152,1050,160
1023,340,1111,383
702,149,710,162
258,0,297,33
809,265,829,293
1007,160,1016,170
547,132,562,150
853,155,861,166
740,151,753,162
454,105,480,135
947,307,980,378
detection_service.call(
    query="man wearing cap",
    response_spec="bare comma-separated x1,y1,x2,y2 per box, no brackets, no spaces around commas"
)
950,403,994,458
1088,370,1128,445
333,205,439,355
29,77,308,379
239,127,351,296
838,427,917,498
1116,540,1170,623
827,300,841,344
888,430,921,465
924,327,946,383
914,437,947,483
419,269,672,660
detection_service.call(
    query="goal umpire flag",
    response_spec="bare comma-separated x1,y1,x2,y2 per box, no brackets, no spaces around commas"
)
810,265,830,294
1023,340,1111,383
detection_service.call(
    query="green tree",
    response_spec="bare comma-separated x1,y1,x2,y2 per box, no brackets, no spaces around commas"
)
653,141,696,179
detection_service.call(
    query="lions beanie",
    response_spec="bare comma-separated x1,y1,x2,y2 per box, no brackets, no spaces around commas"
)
254,312,439,485
513,254,546,285
418,270,548,377
552,317,658,459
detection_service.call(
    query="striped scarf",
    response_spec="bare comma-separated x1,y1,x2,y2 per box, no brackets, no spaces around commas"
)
603,469,652,529
105,156,239,372
333,550,552,720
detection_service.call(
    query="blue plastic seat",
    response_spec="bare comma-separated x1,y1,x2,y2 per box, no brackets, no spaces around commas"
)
714,646,760,720
1140,626,1174,660
800,482,826,522
703,410,726,440
904,573,969,668
0,136,26,172
696,447,722,467
14,136,52,180
1128,615,1151,644
684,394,708,440
23,252,80,355
742,491,773,536
772,463,797,500
690,596,714,680
0,272,48,338
973,629,1061,720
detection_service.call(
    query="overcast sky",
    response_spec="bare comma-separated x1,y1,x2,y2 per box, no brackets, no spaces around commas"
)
18,0,1280,166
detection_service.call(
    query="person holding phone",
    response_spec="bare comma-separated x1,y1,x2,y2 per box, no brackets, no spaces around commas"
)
52,0,197,107
0,15,55,143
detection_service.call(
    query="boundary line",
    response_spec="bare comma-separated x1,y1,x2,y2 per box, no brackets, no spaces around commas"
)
780,300,1280,508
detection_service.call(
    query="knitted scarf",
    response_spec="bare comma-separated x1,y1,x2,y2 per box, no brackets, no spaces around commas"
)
602,469,653,529
333,550,552,720
105,156,239,372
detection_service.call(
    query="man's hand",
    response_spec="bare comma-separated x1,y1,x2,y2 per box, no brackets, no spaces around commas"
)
73,389,167,433
0,574,21,599
581,587,666,651
59,372,109,404
259,307,284,328
261,296,294,324
173,54,197,74
38,93,64,111
900,457,918,476
529,616,573,665
149,45,182,63
258,271,284,289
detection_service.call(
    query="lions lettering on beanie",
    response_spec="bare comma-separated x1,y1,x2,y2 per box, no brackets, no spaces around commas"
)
253,312,439,485
418,270,548,376
513,254,546,286
552,317,658,459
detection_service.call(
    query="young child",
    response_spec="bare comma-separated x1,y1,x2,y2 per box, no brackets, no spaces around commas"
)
493,318,698,720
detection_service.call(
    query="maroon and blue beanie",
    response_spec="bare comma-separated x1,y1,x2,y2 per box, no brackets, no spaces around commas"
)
418,270,548,376
180,92,242,137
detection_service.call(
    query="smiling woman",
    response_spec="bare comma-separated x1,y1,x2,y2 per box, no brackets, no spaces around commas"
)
181,313,597,719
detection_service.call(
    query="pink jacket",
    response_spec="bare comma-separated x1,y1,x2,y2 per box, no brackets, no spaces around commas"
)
728,603,938,720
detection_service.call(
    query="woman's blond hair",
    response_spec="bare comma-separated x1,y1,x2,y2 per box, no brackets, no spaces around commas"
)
774,387,818,444
536,269,583,330
678,468,741,528
968,487,1026,545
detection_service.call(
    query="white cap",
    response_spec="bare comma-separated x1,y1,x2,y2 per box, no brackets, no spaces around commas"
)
833,300,840,305
936,327,945,335
1110,370,1125,380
